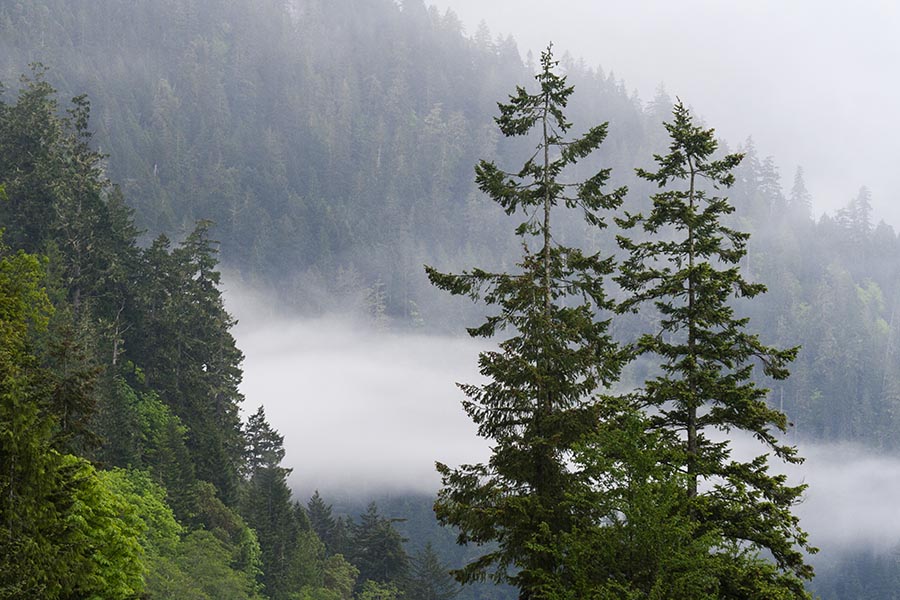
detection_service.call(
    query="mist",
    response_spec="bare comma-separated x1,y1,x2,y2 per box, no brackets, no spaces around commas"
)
229,286,490,497
228,285,900,559
429,0,900,228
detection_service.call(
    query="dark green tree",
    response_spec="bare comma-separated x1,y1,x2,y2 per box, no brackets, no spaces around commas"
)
426,46,627,598
405,542,459,600
616,101,814,597
0,68,139,324
240,406,323,599
308,490,340,555
350,502,409,591
129,222,245,504
243,405,285,476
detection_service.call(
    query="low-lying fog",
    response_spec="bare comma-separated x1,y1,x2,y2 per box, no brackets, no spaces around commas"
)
228,287,900,559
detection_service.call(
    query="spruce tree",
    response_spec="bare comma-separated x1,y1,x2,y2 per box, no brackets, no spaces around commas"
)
405,543,459,600
350,502,409,591
308,490,339,555
788,166,813,221
239,407,319,599
426,46,626,598
616,101,815,597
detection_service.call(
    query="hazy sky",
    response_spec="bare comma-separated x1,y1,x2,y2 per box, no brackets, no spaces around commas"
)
428,0,900,227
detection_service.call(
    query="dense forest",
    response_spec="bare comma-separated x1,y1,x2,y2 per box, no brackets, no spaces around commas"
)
1,0,899,598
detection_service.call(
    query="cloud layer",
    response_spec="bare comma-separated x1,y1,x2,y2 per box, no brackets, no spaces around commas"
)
230,288,900,556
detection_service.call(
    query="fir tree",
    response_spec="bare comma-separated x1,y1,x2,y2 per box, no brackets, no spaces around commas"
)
239,407,318,599
616,100,815,597
308,490,339,555
405,543,459,600
350,502,409,591
426,45,626,597
788,166,813,220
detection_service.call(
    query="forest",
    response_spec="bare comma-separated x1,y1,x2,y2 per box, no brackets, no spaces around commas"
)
1,0,899,598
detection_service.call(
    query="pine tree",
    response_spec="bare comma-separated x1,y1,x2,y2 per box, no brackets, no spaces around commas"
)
426,45,626,597
616,101,815,597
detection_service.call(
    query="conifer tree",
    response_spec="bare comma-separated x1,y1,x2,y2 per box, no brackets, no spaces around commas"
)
239,407,320,599
405,543,459,600
308,490,339,555
616,101,815,597
788,166,813,221
350,502,409,591
426,45,626,597
243,405,285,476
130,222,245,504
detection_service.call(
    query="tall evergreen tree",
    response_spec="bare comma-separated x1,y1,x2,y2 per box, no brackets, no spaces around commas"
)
837,185,874,246
129,221,245,504
243,405,285,476
239,407,322,599
426,46,627,598
350,502,409,591
308,490,339,555
616,101,815,597
788,166,813,220
405,542,459,600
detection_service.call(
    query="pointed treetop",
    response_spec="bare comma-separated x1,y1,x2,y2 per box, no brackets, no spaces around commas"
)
243,406,286,475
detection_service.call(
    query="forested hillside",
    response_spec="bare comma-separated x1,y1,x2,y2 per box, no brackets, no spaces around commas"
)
2,0,900,598
4,0,899,452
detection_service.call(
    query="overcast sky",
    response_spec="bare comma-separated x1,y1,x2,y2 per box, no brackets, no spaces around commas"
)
428,0,900,227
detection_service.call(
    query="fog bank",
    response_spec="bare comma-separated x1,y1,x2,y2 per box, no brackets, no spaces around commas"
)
229,288,900,556
230,289,489,497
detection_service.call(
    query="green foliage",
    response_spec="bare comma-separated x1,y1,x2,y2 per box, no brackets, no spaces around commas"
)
127,222,245,504
40,307,103,454
350,503,409,591
133,476,267,600
175,530,264,600
356,580,403,600
555,401,799,599
308,490,342,556
0,67,139,324
244,405,286,475
1,412,145,599
0,247,145,598
100,468,182,558
405,542,459,600
427,46,627,597
55,457,145,599
616,101,814,597
240,408,327,599
322,554,359,600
